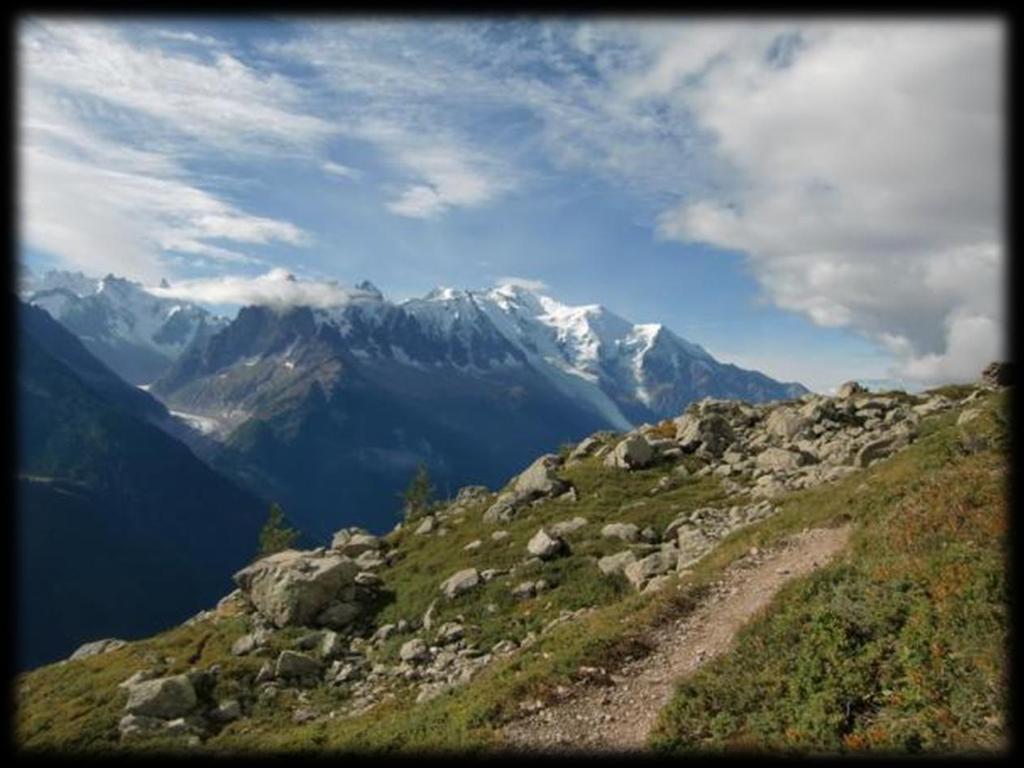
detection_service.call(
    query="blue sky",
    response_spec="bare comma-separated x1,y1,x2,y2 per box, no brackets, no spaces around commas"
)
19,17,1004,391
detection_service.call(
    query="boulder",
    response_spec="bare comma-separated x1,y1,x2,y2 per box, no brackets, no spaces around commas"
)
513,454,569,498
567,435,602,462
123,674,197,719
764,408,809,441
435,622,465,645
676,526,715,567
836,380,867,399
674,413,734,457
526,528,567,560
601,523,640,542
415,516,436,535
549,516,588,536
623,552,675,590
482,492,522,524
233,550,360,628
604,434,656,470
440,568,481,599
597,550,637,576
755,447,806,472
275,650,322,680
399,638,430,664
331,528,380,555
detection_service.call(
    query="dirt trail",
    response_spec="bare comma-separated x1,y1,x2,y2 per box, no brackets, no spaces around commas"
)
501,524,852,753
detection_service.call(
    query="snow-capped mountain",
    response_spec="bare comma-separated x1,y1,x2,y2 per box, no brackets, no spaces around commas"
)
402,284,806,427
147,279,806,536
25,271,228,385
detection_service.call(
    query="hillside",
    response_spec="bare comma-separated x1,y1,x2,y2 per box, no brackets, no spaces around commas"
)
16,300,268,668
14,368,1009,754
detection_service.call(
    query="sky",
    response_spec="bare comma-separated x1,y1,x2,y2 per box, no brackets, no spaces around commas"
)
17,16,1006,392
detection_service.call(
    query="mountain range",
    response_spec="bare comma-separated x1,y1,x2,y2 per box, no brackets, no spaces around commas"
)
24,271,807,541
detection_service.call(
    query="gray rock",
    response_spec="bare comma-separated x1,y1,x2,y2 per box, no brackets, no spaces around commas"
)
209,699,242,723
604,433,656,470
526,528,567,559
482,492,522,524
331,530,381,557
440,568,481,599
233,550,360,628
623,551,676,589
549,516,588,536
320,630,347,660
676,526,715,567
275,650,323,680
513,454,569,497
436,622,465,645
511,581,538,600
118,713,165,739
400,638,430,663
600,522,640,542
764,408,809,441
836,380,867,398
755,447,806,472
316,601,362,630
230,633,258,657
568,435,602,462
123,674,197,719
598,550,637,576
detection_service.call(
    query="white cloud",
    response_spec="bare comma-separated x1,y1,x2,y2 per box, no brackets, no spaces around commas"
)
22,19,333,155
385,142,510,219
148,268,370,308
495,276,549,293
19,85,309,282
644,21,1004,386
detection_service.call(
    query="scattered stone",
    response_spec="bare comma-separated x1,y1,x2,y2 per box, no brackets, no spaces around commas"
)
400,638,430,664
526,528,568,560
598,550,637,576
275,650,322,681
601,522,640,542
440,568,481,599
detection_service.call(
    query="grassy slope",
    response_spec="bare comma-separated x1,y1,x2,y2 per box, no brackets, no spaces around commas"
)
650,390,1009,754
15,389,1009,754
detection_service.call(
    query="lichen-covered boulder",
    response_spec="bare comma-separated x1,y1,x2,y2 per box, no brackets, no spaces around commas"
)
604,433,656,470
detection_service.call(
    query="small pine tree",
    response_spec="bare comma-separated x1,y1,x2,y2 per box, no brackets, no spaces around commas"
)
401,462,436,521
258,502,300,556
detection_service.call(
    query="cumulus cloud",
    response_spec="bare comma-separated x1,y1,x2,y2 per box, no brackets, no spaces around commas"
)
147,268,374,308
644,21,1004,386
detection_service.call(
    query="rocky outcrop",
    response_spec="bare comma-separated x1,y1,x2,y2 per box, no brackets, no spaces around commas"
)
483,454,573,523
69,638,126,660
233,549,377,630
603,434,656,470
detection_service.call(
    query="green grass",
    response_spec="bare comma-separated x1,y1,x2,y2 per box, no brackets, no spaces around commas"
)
16,389,1009,754
649,391,1008,755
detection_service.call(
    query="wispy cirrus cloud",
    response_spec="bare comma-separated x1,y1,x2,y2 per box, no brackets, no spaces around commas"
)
19,19,318,281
